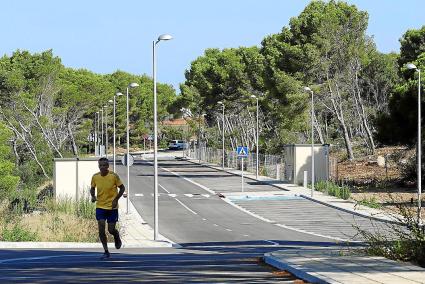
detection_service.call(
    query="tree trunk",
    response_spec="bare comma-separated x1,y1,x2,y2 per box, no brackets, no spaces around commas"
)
68,123,78,156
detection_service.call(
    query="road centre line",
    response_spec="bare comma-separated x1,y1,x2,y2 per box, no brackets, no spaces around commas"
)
174,198,197,215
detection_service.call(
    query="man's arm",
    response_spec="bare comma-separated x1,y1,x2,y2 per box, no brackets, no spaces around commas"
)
90,187,96,203
112,184,125,209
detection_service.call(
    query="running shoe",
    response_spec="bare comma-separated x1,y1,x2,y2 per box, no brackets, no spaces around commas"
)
115,235,122,249
100,251,110,260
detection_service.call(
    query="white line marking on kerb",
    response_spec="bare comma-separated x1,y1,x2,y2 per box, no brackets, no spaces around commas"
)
175,198,197,215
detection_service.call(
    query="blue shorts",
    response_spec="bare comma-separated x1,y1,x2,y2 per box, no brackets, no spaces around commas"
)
96,208,119,223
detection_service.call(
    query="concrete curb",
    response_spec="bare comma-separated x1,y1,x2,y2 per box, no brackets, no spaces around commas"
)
263,253,329,284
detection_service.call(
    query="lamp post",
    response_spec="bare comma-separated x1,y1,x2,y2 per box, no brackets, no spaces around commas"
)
101,108,104,156
218,101,225,170
126,83,139,214
96,111,100,155
153,34,173,240
304,87,315,197
94,112,97,156
104,104,109,158
250,95,259,179
406,63,422,224
113,93,123,172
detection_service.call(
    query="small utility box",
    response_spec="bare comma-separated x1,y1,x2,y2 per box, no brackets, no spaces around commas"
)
284,144,329,185
53,157,99,201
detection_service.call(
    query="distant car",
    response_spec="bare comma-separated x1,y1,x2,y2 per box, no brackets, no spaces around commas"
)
168,140,189,150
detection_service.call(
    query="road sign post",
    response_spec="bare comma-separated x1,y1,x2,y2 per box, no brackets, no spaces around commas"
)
237,146,249,193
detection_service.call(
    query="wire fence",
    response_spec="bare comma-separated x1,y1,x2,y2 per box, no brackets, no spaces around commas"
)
187,145,286,181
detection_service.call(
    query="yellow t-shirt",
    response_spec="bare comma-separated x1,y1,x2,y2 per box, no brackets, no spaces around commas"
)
91,171,123,210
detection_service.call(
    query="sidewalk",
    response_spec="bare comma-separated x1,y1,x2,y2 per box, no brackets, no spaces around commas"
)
188,158,425,284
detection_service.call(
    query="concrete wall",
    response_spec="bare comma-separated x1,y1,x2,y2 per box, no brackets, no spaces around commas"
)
53,158,99,201
284,144,329,185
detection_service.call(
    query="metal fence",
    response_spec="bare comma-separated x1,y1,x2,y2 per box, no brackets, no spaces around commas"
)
187,145,286,181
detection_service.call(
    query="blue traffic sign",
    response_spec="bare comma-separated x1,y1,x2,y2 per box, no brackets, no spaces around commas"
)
236,146,249,157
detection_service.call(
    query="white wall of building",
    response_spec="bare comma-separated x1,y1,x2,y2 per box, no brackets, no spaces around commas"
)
53,158,99,200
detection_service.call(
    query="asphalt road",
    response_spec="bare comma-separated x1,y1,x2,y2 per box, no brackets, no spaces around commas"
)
1,152,372,283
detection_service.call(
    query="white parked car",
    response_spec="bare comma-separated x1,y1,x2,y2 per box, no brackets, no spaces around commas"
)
168,140,189,150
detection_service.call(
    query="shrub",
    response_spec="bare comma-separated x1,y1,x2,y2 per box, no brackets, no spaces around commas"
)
354,197,425,267
313,180,351,200
357,196,382,209
1,221,39,242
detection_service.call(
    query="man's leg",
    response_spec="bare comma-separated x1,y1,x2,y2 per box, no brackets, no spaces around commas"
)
108,222,122,249
98,220,110,256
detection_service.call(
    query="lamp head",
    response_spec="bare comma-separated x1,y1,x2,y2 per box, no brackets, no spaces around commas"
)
250,95,257,99
158,34,173,41
304,87,312,92
128,83,139,88
406,63,418,70
108,99,113,103
116,92,124,97
217,101,223,105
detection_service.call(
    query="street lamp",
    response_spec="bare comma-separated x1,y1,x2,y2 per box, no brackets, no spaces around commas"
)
218,101,225,170
250,95,259,179
113,93,123,172
101,108,104,156
94,112,98,156
126,82,139,214
153,33,173,240
104,104,109,158
304,87,315,197
96,111,100,155
406,63,422,224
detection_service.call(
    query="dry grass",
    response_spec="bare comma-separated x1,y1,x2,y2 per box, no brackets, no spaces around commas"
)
20,212,98,242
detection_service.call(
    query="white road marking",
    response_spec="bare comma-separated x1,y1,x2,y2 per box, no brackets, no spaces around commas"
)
159,184,170,193
213,224,219,227
175,198,197,215
264,240,279,246
184,194,193,198
0,254,99,264
134,193,144,197
168,193,177,198
202,194,210,198
225,228,232,232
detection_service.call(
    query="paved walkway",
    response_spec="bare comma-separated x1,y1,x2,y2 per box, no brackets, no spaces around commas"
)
190,158,425,284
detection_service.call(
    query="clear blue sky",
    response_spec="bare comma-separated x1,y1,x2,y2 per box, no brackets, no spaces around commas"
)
1,0,423,92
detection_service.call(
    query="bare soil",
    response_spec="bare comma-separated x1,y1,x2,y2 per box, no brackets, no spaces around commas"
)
331,146,424,219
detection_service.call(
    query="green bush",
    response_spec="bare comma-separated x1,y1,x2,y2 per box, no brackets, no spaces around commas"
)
313,180,351,200
355,203,425,267
1,222,39,242
357,196,382,209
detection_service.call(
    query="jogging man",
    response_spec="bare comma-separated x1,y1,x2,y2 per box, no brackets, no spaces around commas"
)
90,157,125,259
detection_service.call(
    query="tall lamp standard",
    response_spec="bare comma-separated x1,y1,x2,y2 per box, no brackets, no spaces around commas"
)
125,83,139,214
113,93,123,172
104,104,110,158
96,111,100,155
250,95,259,179
101,108,104,156
304,87,315,197
94,112,98,156
218,101,225,170
153,34,173,240
406,63,422,224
